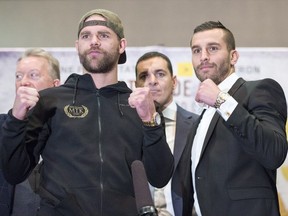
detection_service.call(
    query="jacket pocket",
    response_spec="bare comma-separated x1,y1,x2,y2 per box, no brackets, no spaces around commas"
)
228,187,275,200
38,186,87,216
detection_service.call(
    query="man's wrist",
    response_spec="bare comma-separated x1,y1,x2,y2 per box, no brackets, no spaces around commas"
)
142,112,161,127
214,91,230,108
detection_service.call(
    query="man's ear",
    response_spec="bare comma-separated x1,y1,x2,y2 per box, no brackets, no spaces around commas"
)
172,75,177,91
53,79,61,87
230,50,239,66
119,38,127,54
75,40,79,53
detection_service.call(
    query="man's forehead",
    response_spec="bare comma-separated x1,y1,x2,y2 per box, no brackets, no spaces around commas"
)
19,56,47,65
140,58,168,69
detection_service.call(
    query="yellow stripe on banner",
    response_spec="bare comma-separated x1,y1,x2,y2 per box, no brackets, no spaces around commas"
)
286,122,288,140
279,195,288,216
282,165,288,181
177,62,194,77
279,121,288,216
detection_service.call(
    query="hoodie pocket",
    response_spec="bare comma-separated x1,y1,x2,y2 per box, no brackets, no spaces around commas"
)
38,186,87,216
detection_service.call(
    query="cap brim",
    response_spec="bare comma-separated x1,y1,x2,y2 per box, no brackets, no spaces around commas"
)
118,51,126,64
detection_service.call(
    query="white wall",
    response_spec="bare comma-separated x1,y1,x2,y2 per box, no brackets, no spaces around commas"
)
0,0,288,48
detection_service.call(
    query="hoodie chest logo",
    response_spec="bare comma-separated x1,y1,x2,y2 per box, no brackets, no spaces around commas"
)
64,105,89,118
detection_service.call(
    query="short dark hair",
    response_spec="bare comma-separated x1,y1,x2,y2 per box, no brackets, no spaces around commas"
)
135,51,173,77
192,21,236,51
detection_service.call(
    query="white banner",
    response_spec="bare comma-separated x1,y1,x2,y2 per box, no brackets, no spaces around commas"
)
0,47,288,213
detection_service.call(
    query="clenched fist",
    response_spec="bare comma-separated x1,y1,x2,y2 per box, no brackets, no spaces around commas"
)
128,87,156,122
12,86,39,120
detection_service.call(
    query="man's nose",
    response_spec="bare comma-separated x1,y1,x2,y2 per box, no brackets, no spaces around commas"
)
200,49,209,62
148,74,158,86
91,35,100,46
19,75,32,87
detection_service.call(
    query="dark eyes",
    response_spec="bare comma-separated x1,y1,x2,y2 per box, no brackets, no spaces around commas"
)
138,72,166,81
192,46,219,55
81,33,110,40
16,71,40,81
138,74,148,80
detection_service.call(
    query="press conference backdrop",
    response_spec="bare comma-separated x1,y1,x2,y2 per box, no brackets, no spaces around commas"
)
0,47,288,214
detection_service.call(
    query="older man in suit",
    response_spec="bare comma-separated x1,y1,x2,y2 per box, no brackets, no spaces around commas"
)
0,48,60,216
135,51,199,216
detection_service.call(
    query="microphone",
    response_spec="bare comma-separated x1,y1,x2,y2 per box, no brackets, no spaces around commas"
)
131,160,158,216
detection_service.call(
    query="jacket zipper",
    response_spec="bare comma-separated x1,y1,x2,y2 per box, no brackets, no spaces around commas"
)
96,90,103,216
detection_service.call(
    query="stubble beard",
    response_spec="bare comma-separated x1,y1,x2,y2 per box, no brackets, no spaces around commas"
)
79,49,119,74
195,58,231,85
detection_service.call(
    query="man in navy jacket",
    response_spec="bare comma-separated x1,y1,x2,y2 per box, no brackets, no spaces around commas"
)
0,48,60,216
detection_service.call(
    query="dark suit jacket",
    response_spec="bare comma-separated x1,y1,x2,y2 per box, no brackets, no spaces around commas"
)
0,171,13,216
181,78,288,216
0,114,13,216
0,114,40,216
171,105,199,216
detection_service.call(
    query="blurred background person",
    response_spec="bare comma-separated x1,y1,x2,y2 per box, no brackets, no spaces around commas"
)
135,51,198,216
0,48,60,216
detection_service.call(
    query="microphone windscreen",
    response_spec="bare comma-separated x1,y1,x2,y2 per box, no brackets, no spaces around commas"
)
131,160,154,211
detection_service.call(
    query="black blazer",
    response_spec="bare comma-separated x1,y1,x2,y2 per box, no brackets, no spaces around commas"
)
0,114,13,216
171,105,199,216
180,78,288,216
0,114,41,216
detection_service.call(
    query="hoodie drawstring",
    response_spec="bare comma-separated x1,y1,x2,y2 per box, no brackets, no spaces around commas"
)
72,77,80,105
117,93,124,116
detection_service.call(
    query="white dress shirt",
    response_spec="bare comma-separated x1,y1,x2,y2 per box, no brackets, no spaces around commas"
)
153,101,177,216
191,73,239,216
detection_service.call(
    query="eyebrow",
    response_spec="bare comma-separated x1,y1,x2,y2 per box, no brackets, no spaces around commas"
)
138,68,167,77
137,70,148,76
191,45,200,49
191,42,221,49
207,42,221,46
80,29,112,36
